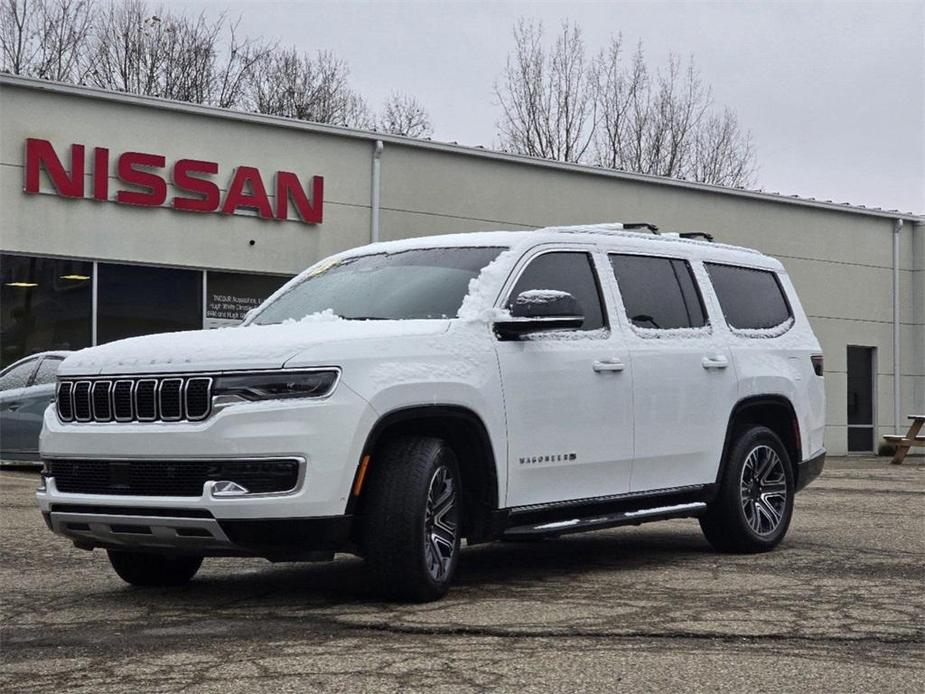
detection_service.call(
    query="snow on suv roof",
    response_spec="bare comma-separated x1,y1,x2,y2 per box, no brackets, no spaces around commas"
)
342,223,772,267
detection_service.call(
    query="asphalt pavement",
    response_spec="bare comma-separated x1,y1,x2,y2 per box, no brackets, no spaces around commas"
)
1,456,922,693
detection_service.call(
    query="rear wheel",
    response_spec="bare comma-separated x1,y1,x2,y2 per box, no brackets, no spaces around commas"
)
700,425,794,553
360,436,461,602
107,550,203,586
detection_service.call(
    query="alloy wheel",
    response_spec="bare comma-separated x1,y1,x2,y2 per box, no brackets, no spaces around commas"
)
739,444,788,536
423,465,458,581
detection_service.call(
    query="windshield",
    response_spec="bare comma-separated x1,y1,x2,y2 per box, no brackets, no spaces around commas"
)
251,247,506,324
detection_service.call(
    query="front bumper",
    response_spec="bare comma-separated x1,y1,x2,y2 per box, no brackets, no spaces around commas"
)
795,448,826,492
37,386,377,556
43,503,352,559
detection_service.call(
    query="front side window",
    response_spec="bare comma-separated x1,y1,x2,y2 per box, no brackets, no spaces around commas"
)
252,247,505,324
705,263,792,330
507,251,606,331
609,254,706,330
0,359,37,391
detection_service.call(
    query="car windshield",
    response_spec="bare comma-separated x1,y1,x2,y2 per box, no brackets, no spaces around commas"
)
251,246,506,324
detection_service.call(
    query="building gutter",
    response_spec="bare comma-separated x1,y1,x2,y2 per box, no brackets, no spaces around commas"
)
370,140,384,243
892,219,903,432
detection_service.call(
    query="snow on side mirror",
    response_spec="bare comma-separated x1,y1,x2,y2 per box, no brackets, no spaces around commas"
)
494,290,585,340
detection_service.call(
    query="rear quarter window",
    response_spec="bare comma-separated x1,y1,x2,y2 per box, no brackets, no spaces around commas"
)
705,263,792,331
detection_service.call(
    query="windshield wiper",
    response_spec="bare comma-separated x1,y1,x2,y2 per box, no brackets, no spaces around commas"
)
342,315,388,321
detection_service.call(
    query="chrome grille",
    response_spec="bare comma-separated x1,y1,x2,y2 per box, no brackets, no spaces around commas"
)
135,380,157,421
73,382,92,421
57,376,213,423
56,382,74,420
92,381,112,421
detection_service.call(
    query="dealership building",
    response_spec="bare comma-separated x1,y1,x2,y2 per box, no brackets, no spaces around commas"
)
1,74,922,455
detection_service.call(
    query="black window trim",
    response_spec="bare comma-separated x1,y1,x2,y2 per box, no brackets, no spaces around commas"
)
607,251,711,334
704,261,794,334
499,247,610,337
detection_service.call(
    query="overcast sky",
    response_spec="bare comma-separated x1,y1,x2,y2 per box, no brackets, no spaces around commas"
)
174,1,924,214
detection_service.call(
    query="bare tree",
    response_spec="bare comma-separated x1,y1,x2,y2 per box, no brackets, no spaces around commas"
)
84,2,268,107
497,19,756,186
245,47,370,126
376,92,432,137
1,0,94,81
689,108,756,186
592,41,754,186
3,1,434,134
210,18,271,109
494,19,595,162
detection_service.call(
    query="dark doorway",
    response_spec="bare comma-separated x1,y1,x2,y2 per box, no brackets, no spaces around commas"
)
847,346,876,452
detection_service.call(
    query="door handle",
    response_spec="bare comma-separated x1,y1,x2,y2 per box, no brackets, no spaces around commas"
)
701,355,729,370
5,402,22,411
593,359,625,373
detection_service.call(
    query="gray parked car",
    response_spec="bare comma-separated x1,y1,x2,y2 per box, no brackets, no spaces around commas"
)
0,351,70,466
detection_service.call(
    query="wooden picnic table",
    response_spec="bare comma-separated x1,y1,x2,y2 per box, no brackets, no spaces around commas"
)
884,415,925,465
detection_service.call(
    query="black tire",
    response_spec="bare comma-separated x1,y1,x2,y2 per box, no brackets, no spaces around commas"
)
700,425,794,553
107,550,203,586
360,436,462,602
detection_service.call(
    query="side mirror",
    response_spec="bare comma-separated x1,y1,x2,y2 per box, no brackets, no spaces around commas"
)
494,290,585,340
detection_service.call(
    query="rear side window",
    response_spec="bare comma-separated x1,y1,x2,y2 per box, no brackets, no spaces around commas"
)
705,263,792,330
609,255,706,330
508,252,606,331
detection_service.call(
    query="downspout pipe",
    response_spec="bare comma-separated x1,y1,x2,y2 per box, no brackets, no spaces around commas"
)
370,140,384,244
893,218,903,433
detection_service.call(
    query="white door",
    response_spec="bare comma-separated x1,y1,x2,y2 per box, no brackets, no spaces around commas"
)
497,249,635,507
607,253,737,491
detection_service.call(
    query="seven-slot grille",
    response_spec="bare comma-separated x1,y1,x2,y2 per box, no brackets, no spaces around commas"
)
56,377,213,423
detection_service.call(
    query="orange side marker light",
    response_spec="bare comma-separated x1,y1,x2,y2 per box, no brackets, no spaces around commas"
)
352,454,371,496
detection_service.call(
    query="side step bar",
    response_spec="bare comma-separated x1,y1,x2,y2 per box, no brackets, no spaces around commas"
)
502,501,707,539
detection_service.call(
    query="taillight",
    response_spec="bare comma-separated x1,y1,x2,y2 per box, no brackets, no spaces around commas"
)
811,354,824,377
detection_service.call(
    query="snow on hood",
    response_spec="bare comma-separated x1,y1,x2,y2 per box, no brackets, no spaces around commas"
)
60,312,451,376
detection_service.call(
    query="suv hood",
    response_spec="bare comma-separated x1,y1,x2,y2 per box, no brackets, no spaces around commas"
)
60,318,451,376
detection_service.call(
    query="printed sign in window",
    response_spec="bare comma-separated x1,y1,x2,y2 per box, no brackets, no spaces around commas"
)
206,271,291,329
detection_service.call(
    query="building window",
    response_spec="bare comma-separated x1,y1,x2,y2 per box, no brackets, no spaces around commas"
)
206,271,292,328
0,254,92,368
97,262,202,344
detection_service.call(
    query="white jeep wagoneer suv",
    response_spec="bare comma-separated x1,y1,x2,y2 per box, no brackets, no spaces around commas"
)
37,223,826,602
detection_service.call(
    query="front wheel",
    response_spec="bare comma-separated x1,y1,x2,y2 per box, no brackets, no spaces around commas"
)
360,436,461,602
700,426,794,553
107,550,203,586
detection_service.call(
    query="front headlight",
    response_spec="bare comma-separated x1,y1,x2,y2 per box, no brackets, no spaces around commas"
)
213,369,339,402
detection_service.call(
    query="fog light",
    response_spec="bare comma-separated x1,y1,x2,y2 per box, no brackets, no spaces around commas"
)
211,480,250,497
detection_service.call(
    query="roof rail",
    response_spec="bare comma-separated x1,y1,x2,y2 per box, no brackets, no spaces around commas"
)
622,222,660,234
678,231,714,242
